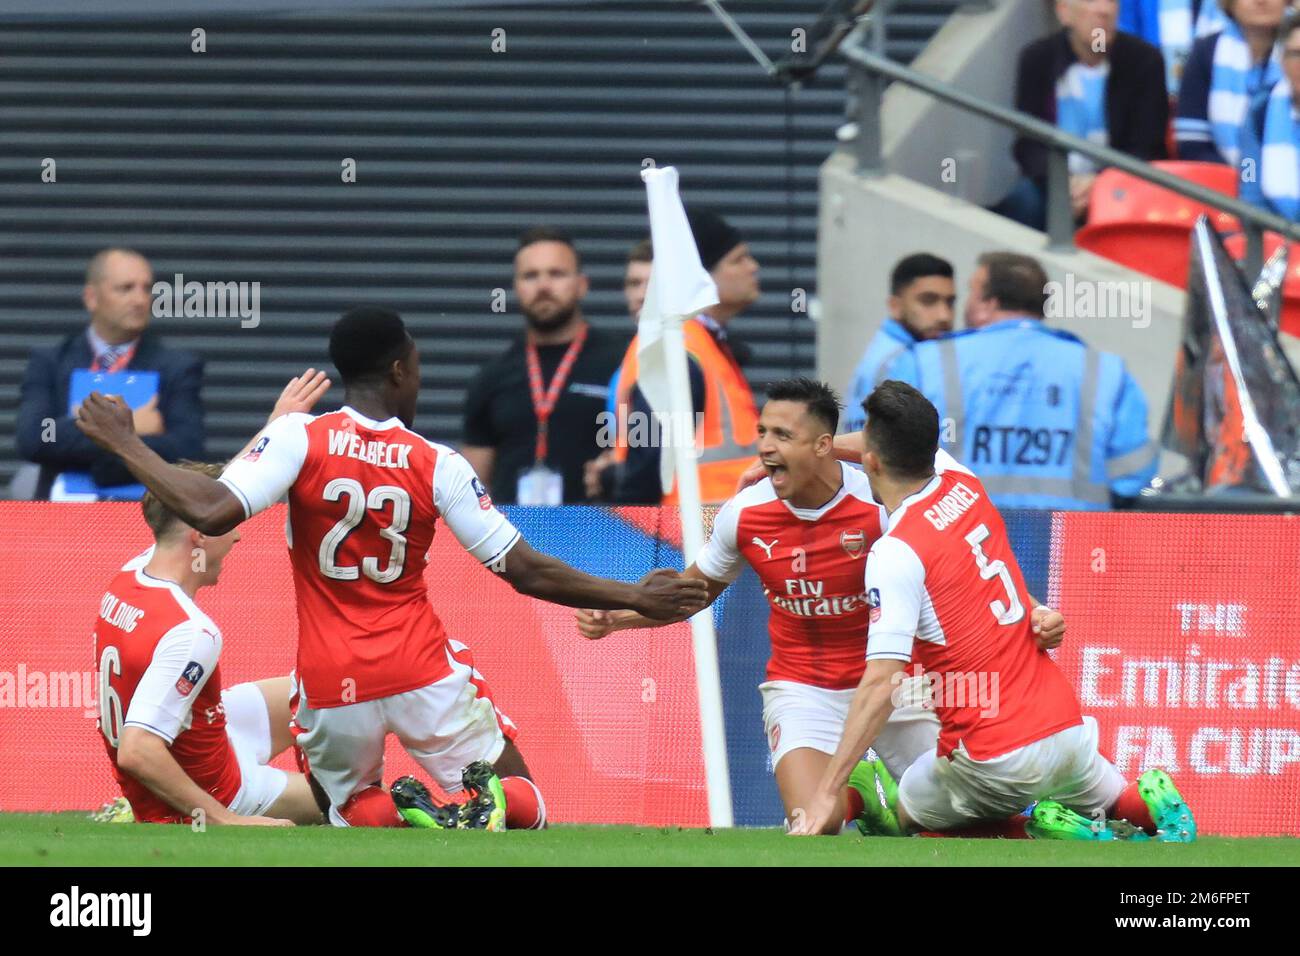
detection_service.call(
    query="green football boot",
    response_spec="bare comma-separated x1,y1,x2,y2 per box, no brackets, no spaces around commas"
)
88,796,134,824
1026,800,1116,840
1105,818,1152,841
847,759,903,837
1137,769,1197,843
390,776,461,829
459,760,507,832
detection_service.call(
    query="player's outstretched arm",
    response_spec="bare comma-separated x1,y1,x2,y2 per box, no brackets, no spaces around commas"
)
74,392,245,535
116,727,292,827
497,538,709,620
574,564,728,639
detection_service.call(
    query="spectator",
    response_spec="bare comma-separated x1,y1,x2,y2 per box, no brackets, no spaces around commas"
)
622,238,653,323
995,0,1169,230
1175,0,1287,168
585,240,655,497
16,248,204,499
461,227,628,505
594,209,761,504
842,253,956,435
1119,0,1229,97
1241,14,1300,216
880,251,1157,510
605,239,653,421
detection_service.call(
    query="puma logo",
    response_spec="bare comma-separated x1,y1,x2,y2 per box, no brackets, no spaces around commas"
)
751,536,778,560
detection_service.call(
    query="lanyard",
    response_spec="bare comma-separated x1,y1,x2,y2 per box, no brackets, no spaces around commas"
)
525,324,588,463
93,342,137,373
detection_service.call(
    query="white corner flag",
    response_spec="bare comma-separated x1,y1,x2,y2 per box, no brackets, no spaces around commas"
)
638,165,734,828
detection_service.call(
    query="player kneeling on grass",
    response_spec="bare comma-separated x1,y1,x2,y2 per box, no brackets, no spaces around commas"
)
94,463,323,826
77,309,709,833
577,377,1067,834
790,382,1195,842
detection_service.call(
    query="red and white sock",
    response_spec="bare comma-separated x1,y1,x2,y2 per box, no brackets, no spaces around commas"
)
501,776,546,830
843,787,865,826
1110,782,1157,833
334,785,403,828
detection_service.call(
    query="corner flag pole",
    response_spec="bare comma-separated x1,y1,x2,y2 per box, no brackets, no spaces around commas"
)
638,166,734,828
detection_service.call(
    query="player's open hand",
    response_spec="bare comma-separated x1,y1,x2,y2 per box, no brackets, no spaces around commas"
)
575,608,617,640
74,391,136,451
1032,605,1065,650
733,458,765,495
270,368,332,421
635,568,709,621
787,791,837,836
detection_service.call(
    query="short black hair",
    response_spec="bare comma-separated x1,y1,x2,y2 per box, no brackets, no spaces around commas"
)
765,377,841,435
890,253,954,295
517,226,582,270
977,251,1048,318
329,306,412,385
863,380,938,479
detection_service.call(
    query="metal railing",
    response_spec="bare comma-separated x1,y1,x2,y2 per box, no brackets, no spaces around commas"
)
840,20,1300,274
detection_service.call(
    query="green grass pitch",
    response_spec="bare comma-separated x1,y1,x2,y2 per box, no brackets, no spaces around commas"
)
2,813,1297,866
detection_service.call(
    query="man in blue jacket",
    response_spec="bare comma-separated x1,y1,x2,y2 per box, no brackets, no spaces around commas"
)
842,254,956,434
881,251,1157,509
16,248,205,499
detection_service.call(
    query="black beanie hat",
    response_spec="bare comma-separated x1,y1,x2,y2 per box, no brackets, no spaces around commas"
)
686,208,744,273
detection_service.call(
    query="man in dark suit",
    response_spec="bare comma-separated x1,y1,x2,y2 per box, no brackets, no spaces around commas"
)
993,0,1169,230
16,248,204,498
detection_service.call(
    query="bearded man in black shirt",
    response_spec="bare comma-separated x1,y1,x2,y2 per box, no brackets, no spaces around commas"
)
461,228,628,504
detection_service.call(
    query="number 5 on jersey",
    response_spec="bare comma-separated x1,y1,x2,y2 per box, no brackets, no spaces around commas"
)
964,523,1024,625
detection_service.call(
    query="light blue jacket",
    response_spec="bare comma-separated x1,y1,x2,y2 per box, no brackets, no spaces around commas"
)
880,318,1158,509
843,318,916,433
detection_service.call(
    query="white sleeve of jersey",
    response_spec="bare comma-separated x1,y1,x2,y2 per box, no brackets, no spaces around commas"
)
120,546,155,572
433,449,521,566
864,536,926,662
935,448,974,477
123,621,223,744
694,496,744,584
217,413,312,519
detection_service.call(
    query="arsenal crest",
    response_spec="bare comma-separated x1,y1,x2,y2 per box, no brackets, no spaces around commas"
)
840,529,866,559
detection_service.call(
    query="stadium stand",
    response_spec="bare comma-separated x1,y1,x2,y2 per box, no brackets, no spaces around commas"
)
0,1,960,491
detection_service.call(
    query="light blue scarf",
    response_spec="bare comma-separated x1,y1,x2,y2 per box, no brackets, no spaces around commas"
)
1210,20,1281,167
1157,0,1228,94
1260,77,1300,220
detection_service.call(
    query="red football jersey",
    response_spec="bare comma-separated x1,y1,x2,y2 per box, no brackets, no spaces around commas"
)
94,565,241,823
218,407,520,708
865,468,1083,760
696,462,887,689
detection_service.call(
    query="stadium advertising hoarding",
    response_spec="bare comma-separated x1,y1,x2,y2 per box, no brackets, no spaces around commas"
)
0,503,1295,836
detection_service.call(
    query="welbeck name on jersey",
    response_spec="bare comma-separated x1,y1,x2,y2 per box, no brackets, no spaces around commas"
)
327,429,413,469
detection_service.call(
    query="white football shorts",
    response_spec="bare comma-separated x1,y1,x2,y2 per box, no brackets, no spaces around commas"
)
294,639,517,825
222,681,289,817
897,715,1128,832
760,675,940,779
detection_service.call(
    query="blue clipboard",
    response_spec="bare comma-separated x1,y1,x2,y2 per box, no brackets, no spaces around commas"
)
57,370,160,499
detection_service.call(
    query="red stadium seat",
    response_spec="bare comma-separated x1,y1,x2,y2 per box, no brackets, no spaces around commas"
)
1075,220,1198,288
1086,162,1239,233
1222,232,1300,338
